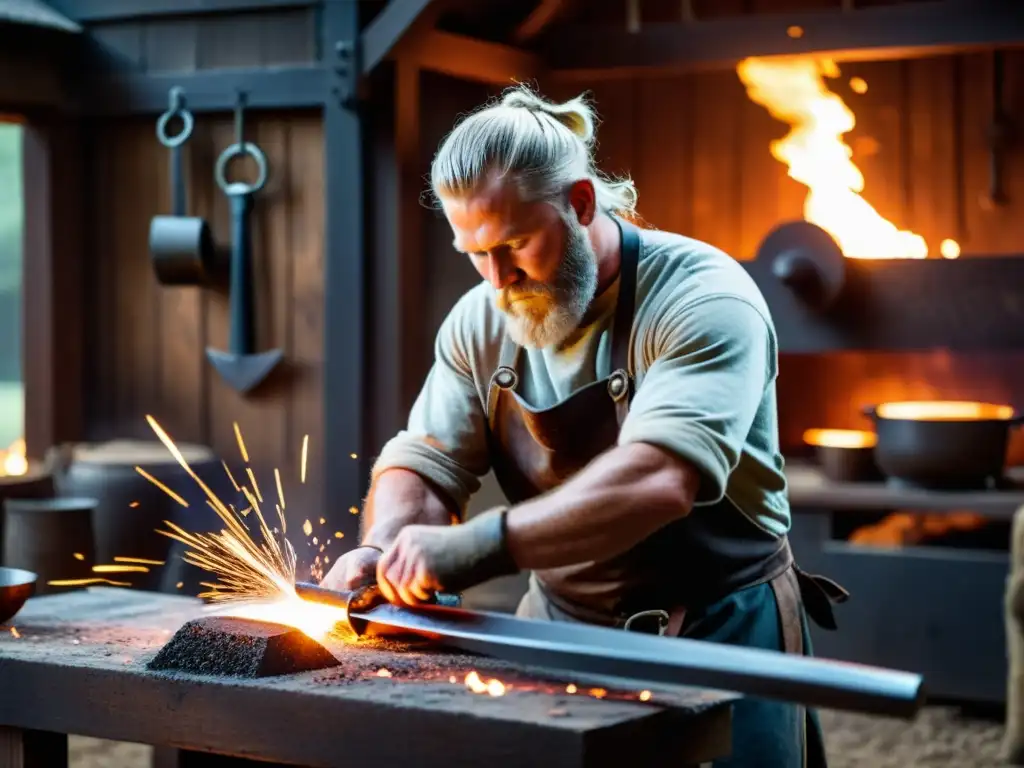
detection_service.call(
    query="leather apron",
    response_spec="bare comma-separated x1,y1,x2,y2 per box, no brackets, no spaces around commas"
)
484,218,846,767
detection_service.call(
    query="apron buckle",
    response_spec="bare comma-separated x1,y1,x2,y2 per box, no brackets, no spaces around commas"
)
623,609,671,635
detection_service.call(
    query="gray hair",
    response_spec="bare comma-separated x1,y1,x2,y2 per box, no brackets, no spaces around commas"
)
429,84,638,216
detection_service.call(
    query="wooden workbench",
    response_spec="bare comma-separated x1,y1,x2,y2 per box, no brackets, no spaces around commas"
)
0,588,735,768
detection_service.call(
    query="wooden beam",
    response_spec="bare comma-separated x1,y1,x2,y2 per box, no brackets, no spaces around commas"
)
512,0,575,45
545,0,1024,79
77,65,326,116
396,30,543,85
21,117,86,461
366,60,426,454
44,0,315,23
321,0,369,530
360,0,436,75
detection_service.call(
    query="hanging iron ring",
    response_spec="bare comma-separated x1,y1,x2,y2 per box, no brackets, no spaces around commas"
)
156,86,194,148
215,142,268,197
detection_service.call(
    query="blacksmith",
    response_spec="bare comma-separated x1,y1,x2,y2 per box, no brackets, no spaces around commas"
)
323,85,845,767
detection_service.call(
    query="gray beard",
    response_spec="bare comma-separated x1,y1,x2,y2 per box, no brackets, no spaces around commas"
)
496,217,599,349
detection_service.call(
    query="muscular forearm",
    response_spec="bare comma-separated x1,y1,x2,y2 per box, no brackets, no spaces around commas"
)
361,468,457,550
505,443,699,570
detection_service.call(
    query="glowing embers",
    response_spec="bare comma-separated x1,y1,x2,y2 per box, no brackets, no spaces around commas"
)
148,615,340,678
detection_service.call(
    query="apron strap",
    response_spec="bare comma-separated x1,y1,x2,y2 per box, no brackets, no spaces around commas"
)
610,217,641,378
486,333,521,430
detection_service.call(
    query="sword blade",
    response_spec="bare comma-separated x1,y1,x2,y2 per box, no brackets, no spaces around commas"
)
352,602,924,719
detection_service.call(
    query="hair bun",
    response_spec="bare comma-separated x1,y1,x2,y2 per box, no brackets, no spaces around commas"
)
501,87,595,143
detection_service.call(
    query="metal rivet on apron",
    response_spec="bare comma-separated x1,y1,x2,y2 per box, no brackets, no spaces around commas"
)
607,370,629,401
494,367,518,390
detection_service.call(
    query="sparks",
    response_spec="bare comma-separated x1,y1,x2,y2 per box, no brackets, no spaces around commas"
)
128,501,140,508
72,552,85,561
275,468,286,510
92,565,149,574
135,467,189,507
222,460,241,492
465,671,506,697
48,578,132,587
303,520,313,536
113,557,165,566
9,627,20,638
246,467,263,503
639,690,652,702
233,422,250,463
300,435,309,483
142,415,346,640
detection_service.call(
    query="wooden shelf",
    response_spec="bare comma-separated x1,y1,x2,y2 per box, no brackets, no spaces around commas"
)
785,460,1024,518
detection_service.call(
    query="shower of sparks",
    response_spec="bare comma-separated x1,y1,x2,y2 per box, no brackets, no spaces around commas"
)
48,577,132,587
137,415,345,639
113,557,165,566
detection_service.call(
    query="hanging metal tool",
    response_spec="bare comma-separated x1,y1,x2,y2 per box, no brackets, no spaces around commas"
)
149,87,215,285
294,581,925,719
205,92,283,394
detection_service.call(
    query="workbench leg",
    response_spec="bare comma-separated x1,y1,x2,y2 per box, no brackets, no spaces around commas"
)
1005,505,1024,764
0,727,67,768
153,747,292,767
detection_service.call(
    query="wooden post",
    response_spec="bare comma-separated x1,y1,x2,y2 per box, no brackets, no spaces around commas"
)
21,118,86,460
1005,504,1024,763
0,727,67,768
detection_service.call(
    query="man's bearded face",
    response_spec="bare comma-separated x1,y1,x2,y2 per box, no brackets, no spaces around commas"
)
494,212,598,349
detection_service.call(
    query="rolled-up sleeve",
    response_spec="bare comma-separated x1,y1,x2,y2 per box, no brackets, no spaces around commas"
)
370,306,491,513
618,295,775,505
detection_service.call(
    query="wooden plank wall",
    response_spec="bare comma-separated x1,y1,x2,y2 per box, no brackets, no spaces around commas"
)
529,30,1024,461
85,112,325,495
76,5,328,507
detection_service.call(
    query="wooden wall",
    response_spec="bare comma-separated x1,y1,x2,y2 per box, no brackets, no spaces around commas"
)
69,4,329,513
85,112,325,493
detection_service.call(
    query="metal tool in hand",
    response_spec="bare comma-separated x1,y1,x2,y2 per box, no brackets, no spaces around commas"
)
294,580,925,719
205,91,283,394
149,87,215,286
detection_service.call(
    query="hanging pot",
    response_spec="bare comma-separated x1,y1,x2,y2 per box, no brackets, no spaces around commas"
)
862,401,1023,490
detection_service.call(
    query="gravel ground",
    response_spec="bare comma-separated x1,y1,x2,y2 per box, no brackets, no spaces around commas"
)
67,706,1010,767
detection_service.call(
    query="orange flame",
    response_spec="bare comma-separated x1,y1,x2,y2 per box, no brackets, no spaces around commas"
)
737,57,958,260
